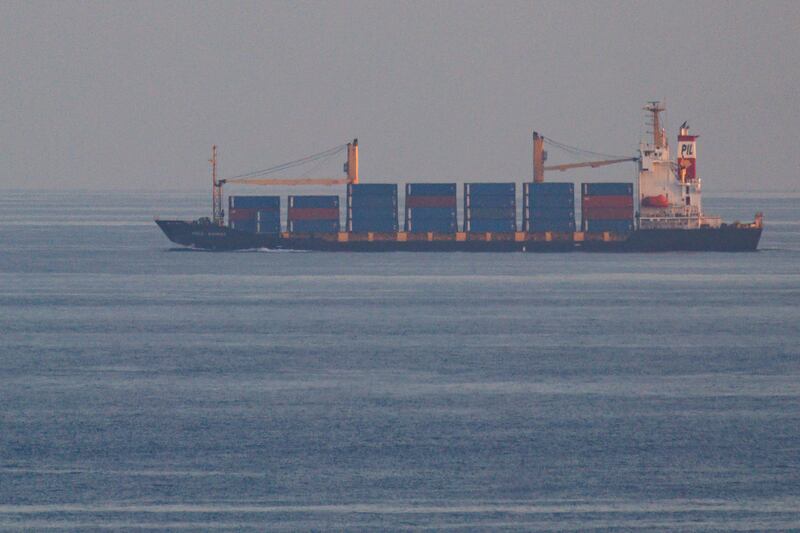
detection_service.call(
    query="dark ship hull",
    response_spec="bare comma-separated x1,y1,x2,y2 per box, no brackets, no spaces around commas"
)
619,226,762,252
156,219,761,252
156,220,281,250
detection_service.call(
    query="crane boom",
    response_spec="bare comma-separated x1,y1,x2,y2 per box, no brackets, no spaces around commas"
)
209,139,358,226
221,177,352,186
533,131,637,182
544,157,638,172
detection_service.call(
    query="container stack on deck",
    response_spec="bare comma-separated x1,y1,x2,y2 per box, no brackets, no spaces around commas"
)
346,183,399,233
229,196,281,233
256,208,281,234
287,195,340,233
464,183,516,232
225,182,639,237
523,182,575,232
404,183,458,233
581,183,634,233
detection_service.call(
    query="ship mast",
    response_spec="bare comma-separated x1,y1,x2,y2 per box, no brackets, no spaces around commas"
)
645,101,667,148
211,145,224,226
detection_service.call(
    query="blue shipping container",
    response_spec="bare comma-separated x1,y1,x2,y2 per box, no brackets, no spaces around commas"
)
406,219,458,232
582,182,633,196
465,195,516,208
289,195,339,208
288,219,340,233
256,221,281,234
350,218,397,230
582,219,634,233
349,194,398,208
530,195,575,208
466,207,516,219
527,182,574,196
466,219,516,232
464,183,516,196
229,196,281,209
531,207,574,220
349,211,397,221
406,207,457,220
350,207,398,220
348,183,398,196
529,220,576,232
229,220,258,232
256,210,281,223
406,183,457,196
349,219,399,232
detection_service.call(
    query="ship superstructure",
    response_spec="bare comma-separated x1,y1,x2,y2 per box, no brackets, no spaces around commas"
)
638,102,721,230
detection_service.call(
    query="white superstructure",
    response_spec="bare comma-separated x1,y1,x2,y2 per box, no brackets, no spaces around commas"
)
638,102,720,229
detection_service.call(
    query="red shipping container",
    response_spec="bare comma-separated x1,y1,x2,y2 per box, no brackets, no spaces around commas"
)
582,207,634,220
288,207,340,220
405,195,457,208
228,207,260,221
581,195,634,208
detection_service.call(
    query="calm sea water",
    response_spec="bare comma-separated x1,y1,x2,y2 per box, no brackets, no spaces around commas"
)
1,190,799,531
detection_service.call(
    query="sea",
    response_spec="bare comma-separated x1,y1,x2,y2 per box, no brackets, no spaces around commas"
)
1,190,798,531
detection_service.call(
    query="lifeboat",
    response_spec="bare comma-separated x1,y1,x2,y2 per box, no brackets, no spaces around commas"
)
642,194,669,208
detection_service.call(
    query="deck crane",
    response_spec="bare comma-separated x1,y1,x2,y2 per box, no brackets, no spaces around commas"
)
210,139,359,226
532,131,638,183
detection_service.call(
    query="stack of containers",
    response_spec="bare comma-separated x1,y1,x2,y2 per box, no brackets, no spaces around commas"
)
464,183,516,232
581,183,634,233
404,183,457,232
287,195,340,233
256,208,281,234
347,183,398,232
524,182,575,232
229,196,280,233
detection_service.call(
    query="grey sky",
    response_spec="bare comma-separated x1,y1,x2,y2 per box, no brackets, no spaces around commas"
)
2,0,798,192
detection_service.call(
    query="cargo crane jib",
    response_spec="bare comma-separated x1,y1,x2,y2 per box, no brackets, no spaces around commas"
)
532,132,638,183
211,140,359,226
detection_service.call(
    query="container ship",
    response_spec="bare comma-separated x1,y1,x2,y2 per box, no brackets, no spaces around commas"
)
156,102,762,252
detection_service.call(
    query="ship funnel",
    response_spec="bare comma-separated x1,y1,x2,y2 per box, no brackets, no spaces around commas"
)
677,128,698,181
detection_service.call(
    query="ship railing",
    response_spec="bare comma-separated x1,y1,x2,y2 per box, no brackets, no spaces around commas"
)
639,215,706,230
700,215,722,228
640,206,702,217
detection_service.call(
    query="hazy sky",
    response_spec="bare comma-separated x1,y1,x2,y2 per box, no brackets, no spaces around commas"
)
2,1,798,192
